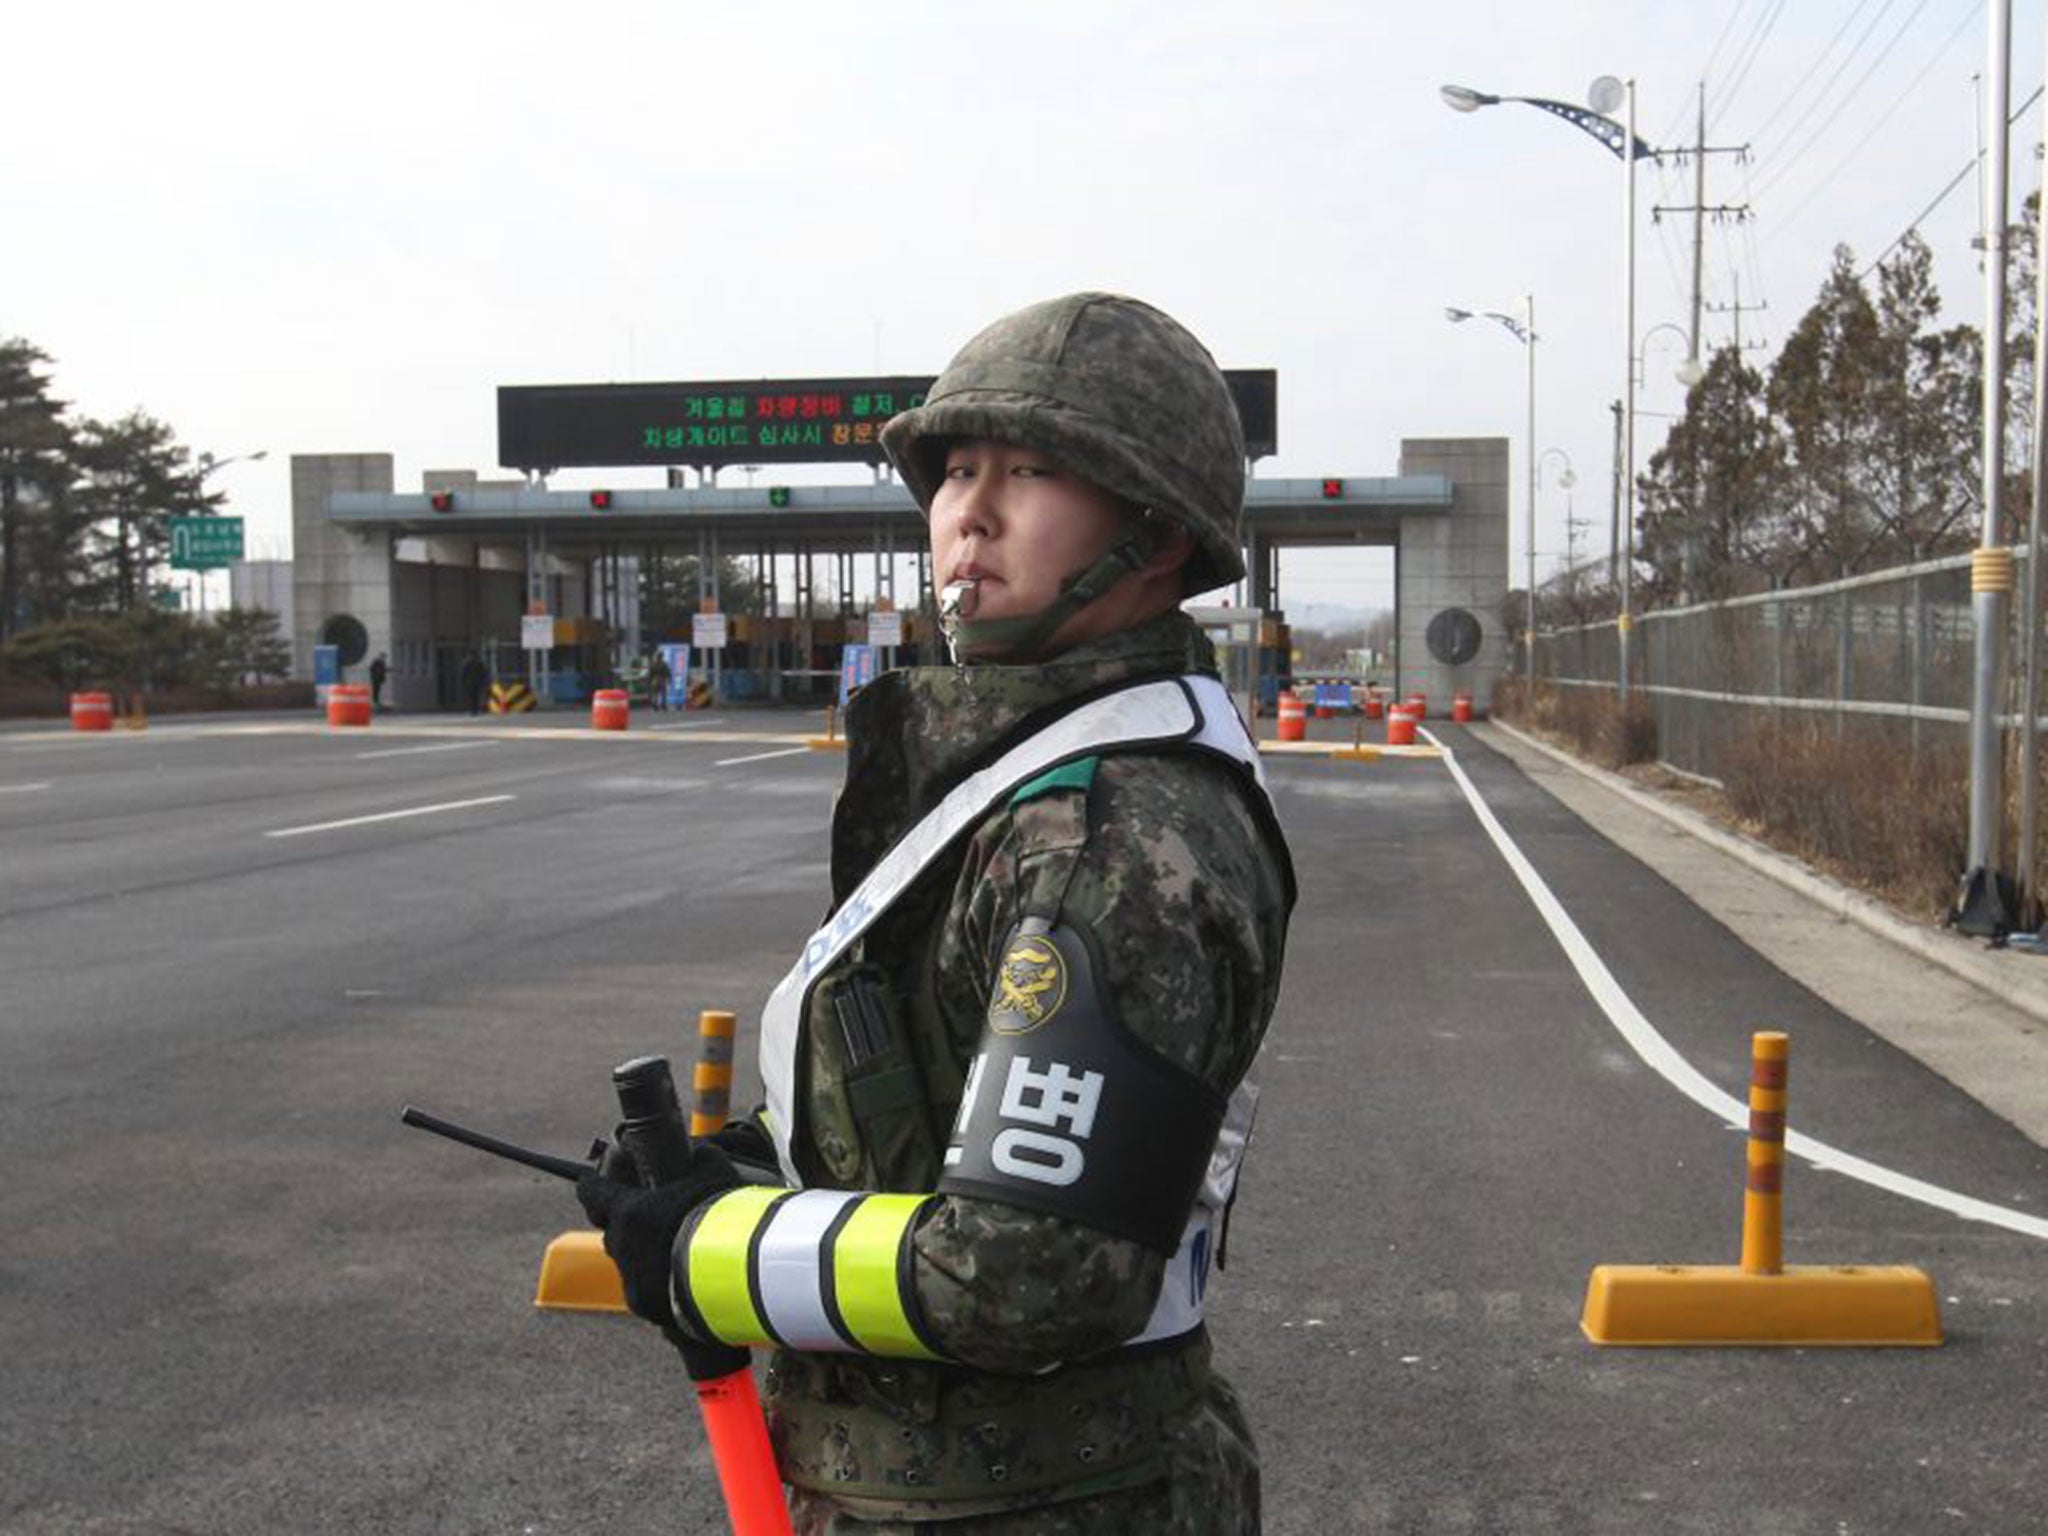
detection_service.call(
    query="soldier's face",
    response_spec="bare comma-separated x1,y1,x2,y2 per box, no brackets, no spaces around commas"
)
929,440,1137,648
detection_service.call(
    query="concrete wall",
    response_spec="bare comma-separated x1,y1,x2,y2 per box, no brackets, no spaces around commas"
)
229,560,294,635
1396,438,1509,712
291,454,395,682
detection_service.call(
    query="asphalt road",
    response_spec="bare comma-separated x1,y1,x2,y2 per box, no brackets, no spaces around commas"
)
1,707,2042,1535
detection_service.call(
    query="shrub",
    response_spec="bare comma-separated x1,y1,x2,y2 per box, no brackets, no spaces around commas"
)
1719,719,1967,919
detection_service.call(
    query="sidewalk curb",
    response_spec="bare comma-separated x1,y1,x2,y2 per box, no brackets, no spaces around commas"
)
1481,718,2048,1033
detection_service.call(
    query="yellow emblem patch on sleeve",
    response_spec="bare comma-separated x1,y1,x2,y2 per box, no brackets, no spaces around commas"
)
989,935,1067,1035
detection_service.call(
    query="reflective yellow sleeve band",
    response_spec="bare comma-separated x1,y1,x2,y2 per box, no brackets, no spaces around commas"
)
676,1187,944,1360
830,1194,945,1359
682,1185,787,1347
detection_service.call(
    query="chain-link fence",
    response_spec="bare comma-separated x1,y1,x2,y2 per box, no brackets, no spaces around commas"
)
1534,550,2038,785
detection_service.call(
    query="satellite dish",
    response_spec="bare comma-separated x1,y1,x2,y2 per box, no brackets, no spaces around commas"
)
1587,76,1625,115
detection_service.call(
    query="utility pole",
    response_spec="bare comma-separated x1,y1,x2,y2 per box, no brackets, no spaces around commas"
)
1609,399,1624,590
1653,82,1749,366
1704,271,1770,356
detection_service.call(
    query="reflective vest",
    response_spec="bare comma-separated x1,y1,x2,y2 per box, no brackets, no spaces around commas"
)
758,674,1273,1347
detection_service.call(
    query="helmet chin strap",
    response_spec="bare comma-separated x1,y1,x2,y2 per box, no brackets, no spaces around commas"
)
940,524,1159,664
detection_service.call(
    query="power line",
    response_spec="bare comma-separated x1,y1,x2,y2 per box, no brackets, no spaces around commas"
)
1749,0,1903,189
1712,0,1793,134
1702,0,1762,86
1756,0,1934,201
1762,1,1981,233
1663,0,1754,147
1744,0,1881,145
1857,82,2046,276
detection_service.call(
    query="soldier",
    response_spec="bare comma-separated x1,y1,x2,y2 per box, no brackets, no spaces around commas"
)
580,292,1295,1532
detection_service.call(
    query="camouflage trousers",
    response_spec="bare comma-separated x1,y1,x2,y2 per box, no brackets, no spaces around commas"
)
787,1375,1259,1535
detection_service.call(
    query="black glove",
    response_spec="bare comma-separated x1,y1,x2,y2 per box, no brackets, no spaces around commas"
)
576,1144,752,1382
702,1115,777,1173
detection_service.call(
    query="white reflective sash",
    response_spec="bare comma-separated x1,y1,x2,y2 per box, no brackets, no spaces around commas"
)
755,673,1270,1345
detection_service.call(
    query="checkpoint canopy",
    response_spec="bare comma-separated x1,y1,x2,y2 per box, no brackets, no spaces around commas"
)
291,372,1506,712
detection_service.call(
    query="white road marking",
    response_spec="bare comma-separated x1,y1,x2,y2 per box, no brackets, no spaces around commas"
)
354,741,499,760
1427,728,2048,1242
713,747,811,768
265,794,515,839
0,782,53,794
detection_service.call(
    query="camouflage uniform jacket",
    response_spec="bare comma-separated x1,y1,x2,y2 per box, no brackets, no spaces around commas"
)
764,611,1294,1526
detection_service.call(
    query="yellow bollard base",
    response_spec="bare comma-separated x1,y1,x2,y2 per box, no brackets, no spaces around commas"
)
804,737,848,752
535,1230,628,1313
1581,1263,1942,1346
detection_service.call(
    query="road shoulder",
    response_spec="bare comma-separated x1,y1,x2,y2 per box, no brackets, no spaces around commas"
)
1473,719,2048,1149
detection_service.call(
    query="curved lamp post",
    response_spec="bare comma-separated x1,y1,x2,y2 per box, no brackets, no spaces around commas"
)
1638,322,1707,388
1446,300,1538,684
1444,75,1658,700
191,450,268,613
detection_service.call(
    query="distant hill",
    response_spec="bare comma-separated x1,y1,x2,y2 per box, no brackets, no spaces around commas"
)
1283,600,1387,633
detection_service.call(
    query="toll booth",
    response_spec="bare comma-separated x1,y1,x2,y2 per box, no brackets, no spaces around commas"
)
288,375,1507,712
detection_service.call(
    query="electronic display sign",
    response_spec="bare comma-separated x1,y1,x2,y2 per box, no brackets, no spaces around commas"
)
498,371,1277,471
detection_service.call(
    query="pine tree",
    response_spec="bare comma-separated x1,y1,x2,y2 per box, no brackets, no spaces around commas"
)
70,412,218,612
1866,231,1980,564
0,340,72,641
1637,345,1778,601
1764,245,1886,583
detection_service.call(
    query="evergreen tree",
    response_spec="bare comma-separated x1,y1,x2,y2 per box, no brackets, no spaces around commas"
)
1637,345,1778,600
1867,231,1980,564
1764,244,1885,583
0,340,73,641
70,412,217,612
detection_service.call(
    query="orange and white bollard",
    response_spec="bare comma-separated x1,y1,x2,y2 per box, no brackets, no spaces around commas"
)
690,1008,737,1137
591,688,629,731
1386,706,1417,747
1452,693,1474,723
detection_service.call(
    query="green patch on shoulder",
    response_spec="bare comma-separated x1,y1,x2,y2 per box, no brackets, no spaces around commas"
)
1008,755,1098,807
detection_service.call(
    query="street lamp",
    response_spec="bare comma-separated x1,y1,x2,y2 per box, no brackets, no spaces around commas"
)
1443,74,1658,701
1446,298,1538,685
191,450,268,614
1638,322,1707,388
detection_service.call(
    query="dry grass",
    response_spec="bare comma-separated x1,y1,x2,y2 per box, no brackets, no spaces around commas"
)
1494,677,1972,924
1492,677,1658,770
1718,721,1968,921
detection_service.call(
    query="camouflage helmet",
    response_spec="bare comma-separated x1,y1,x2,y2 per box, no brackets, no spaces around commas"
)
881,292,1247,594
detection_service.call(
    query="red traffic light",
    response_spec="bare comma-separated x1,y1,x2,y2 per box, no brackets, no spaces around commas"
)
588,490,613,510
1321,478,1344,500
430,491,455,512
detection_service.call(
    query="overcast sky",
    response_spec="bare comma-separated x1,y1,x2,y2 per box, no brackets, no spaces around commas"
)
7,0,2041,615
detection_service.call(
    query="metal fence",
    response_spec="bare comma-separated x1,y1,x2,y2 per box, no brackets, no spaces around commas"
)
1533,550,2037,786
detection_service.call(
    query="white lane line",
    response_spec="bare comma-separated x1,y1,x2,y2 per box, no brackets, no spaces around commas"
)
1427,727,2048,1243
354,741,499,760
0,782,53,794
713,746,811,768
265,794,516,839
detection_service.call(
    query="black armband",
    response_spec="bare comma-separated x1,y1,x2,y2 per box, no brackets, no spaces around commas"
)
935,918,1226,1254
